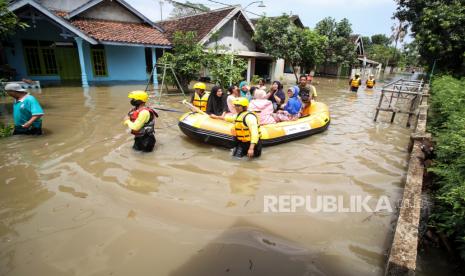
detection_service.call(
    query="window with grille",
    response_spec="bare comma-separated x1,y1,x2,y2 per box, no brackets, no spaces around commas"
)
41,48,58,74
24,47,42,75
22,40,58,76
91,48,107,77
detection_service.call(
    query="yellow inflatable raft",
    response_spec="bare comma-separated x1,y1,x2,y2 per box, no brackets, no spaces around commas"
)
178,101,330,148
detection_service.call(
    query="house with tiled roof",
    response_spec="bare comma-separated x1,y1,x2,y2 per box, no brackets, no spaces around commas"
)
157,6,274,83
4,0,171,87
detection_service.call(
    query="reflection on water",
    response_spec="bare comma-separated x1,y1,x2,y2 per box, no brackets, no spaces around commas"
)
0,77,412,275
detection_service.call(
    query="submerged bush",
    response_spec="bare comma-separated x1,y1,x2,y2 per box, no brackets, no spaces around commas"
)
428,76,465,259
0,123,14,138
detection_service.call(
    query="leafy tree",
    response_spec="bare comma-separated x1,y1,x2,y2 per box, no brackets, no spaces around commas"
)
395,0,465,75
369,44,401,67
299,28,328,71
315,17,357,68
389,20,408,70
361,36,372,52
369,45,392,66
157,31,247,91
371,34,390,46
158,31,208,91
205,50,247,89
253,14,327,82
0,0,28,37
400,41,420,67
169,1,210,18
365,33,410,68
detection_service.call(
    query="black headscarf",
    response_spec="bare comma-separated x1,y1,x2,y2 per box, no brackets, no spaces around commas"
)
206,86,229,115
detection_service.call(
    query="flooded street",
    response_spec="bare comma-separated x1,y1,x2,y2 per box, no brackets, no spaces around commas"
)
0,77,412,276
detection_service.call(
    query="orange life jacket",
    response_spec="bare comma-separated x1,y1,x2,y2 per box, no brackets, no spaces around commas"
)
128,107,158,136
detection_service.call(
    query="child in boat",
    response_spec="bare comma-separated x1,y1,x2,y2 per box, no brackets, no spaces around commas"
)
249,89,276,125
272,86,302,122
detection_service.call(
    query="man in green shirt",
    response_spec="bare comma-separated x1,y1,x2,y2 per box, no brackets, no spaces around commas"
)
5,83,44,135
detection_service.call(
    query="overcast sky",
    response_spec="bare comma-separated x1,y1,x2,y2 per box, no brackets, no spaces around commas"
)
126,0,400,39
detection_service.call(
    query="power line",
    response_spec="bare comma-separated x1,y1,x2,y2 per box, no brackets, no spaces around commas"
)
205,0,263,17
168,0,209,12
206,0,232,7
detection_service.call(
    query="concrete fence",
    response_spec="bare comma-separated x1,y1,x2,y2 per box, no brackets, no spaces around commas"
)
385,85,430,275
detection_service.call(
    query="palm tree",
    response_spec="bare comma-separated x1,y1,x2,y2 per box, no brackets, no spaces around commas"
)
388,20,407,72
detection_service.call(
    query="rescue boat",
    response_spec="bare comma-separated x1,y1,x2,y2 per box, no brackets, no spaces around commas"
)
178,101,330,148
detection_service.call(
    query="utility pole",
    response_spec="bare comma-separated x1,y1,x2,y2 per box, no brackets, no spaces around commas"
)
429,59,437,86
159,0,164,20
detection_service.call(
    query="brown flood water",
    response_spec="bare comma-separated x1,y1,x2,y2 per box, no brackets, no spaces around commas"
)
0,77,412,276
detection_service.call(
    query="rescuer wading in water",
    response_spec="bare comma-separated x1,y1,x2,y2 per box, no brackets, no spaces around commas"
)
211,97,262,158
124,91,158,152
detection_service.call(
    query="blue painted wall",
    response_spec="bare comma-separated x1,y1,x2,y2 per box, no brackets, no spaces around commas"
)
5,18,64,81
4,18,150,83
83,44,148,82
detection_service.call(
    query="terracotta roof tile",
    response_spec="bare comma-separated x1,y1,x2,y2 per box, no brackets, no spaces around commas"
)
70,18,171,46
157,7,236,43
51,7,238,46
52,11,170,46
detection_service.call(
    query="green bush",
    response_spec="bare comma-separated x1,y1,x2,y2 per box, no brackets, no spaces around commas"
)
251,75,261,85
0,123,14,138
158,31,207,92
428,75,465,259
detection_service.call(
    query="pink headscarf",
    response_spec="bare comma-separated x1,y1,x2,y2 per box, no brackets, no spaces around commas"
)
249,89,275,125
253,89,267,100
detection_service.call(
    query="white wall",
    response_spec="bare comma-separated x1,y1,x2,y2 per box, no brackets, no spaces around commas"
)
205,19,255,52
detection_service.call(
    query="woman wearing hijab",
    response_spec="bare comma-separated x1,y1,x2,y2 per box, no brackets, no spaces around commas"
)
273,86,302,122
239,81,252,101
248,89,276,125
266,81,286,112
249,89,276,125
206,86,229,116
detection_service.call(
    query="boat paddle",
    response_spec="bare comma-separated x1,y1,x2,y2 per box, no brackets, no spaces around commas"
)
150,106,185,113
181,100,207,115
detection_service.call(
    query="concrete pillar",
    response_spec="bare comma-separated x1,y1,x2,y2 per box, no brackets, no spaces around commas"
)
269,61,275,82
250,58,256,79
74,37,89,88
274,59,285,81
246,58,252,82
151,48,158,86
